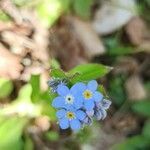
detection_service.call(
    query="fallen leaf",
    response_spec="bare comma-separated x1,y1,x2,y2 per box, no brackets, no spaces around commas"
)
50,17,87,70
0,44,23,79
125,75,147,101
92,0,136,35
114,57,139,75
67,16,105,59
125,17,148,46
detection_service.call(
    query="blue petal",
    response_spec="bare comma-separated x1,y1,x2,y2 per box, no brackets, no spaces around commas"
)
57,85,69,96
70,82,86,95
84,100,95,111
94,91,103,102
70,119,81,131
59,118,69,129
87,80,98,92
52,96,65,108
56,109,66,119
64,104,75,110
76,110,86,121
74,96,83,109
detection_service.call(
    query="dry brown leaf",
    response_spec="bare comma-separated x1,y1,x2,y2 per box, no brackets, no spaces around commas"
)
112,113,139,135
21,10,50,65
138,41,150,52
34,116,50,132
114,57,139,75
0,0,27,25
125,75,146,101
0,44,23,79
126,17,148,46
1,31,34,56
92,0,136,35
50,17,87,70
67,16,105,59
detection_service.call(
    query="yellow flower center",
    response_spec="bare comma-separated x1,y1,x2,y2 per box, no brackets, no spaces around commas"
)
83,90,93,99
66,111,75,120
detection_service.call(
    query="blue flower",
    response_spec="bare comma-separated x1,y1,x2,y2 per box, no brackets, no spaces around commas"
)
94,99,111,120
56,108,86,131
52,84,83,109
73,80,103,111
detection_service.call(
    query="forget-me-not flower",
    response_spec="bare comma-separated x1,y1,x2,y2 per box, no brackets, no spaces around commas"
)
56,108,86,131
72,80,103,111
52,83,83,109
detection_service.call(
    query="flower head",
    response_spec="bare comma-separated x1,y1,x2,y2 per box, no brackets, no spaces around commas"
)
56,108,86,131
49,79,111,131
52,83,84,109
73,80,103,111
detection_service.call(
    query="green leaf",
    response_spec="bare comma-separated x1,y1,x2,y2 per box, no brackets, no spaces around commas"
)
30,75,41,102
143,120,150,139
45,131,59,141
41,102,56,121
98,85,108,98
37,0,70,27
0,78,13,99
73,0,93,19
0,84,42,117
51,69,67,78
132,100,150,117
109,76,126,107
108,46,133,55
0,10,10,22
76,126,92,143
18,84,32,101
103,35,134,55
0,116,28,150
69,63,112,83
112,135,150,150
51,59,60,69
24,134,34,150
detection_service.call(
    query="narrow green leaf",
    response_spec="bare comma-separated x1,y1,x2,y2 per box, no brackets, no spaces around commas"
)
132,100,150,117
142,120,150,139
0,78,13,99
51,59,60,69
24,134,34,150
45,131,59,141
73,0,93,19
69,63,112,83
98,85,108,98
30,75,40,102
51,69,67,78
18,84,32,101
112,135,150,150
109,76,126,107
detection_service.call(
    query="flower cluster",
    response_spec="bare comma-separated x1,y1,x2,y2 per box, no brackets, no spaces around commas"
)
49,80,111,131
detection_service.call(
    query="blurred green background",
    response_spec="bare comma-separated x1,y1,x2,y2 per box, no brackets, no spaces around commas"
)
0,0,150,150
